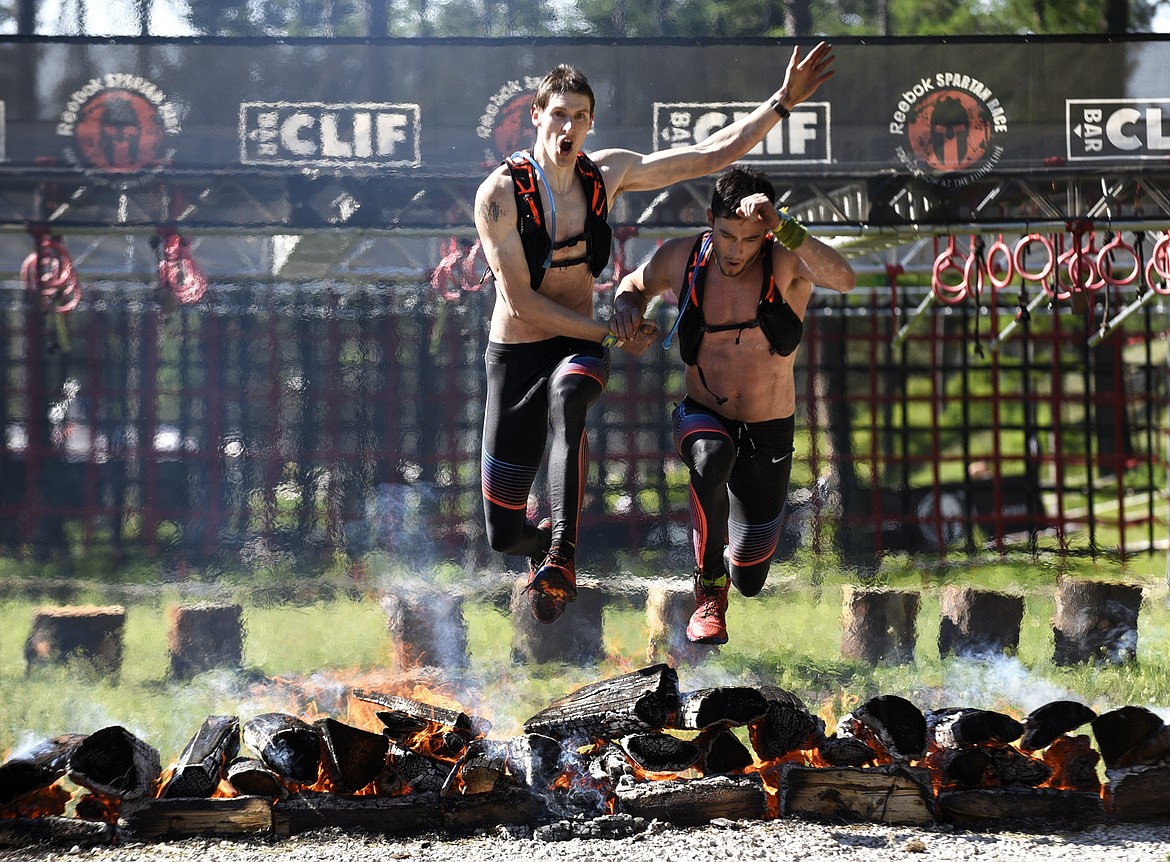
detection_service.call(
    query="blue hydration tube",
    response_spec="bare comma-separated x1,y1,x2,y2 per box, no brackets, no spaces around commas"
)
662,233,712,349
510,151,556,269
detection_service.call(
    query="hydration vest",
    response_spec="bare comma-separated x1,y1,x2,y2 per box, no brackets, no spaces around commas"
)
675,232,804,404
505,150,612,291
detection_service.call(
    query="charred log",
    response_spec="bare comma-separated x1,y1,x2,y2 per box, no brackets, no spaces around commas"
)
120,796,273,839
986,745,1052,787
614,774,768,826
273,790,441,836
523,664,681,741
748,687,823,761
840,695,927,760
0,815,114,849
937,787,1103,823
817,734,880,767
926,708,1023,749
160,716,240,799
696,728,753,776
1020,700,1097,752
928,747,991,788
588,744,636,785
226,757,287,799
1092,705,1169,769
780,764,934,825
442,782,543,833
68,725,161,800
0,783,71,818
675,687,768,730
620,733,702,774
0,733,85,806
443,739,509,796
374,710,430,740
354,689,489,738
241,713,321,785
315,717,390,794
506,734,565,789
1108,764,1170,820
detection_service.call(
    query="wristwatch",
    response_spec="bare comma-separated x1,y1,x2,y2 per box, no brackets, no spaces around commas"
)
769,97,790,120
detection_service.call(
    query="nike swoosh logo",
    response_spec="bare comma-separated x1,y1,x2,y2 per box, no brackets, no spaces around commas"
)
772,454,791,464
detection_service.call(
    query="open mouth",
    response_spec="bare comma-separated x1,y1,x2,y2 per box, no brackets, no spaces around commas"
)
558,138,573,155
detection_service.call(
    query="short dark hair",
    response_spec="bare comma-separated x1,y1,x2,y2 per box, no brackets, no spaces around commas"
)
533,65,595,115
710,166,776,220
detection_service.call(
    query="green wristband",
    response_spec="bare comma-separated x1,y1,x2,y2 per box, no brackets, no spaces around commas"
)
773,209,807,251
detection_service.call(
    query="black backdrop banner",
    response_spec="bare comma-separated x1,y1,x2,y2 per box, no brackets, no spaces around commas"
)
1,36,1168,184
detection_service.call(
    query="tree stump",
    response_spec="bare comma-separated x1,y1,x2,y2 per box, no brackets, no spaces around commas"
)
1052,578,1142,666
381,590,469,670
167,602,245,678
646,580,718,666
509,576,605,665
938,587,1024,658
24,605,125,673
841,587,918,665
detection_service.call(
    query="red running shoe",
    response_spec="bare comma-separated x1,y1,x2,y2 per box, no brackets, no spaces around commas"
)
686,570,730,644
526,552,577,624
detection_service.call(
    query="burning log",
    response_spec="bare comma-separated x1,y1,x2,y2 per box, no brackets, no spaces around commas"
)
1019,700,1097,752
0,815,114,849
24,605,126,673
1092,705,1170,770
619,733,702,774
355,688,490,738
119,796,273,839
159,715,240,799
443,738,508,796
68,725,161,801
381,590,469,670
166,602,244,679
241,713,321,786
646,581,718,666
509,577,605,665
387,741,451,793
929,747,992,788
675,686,768,730
986,744,1052,787
614,774,768,826
523,664,681,741
696,728,753,775
0,733,85,806
841,587,919,665
938,587,1024,658
1043,735,1101,793
1052,578,1142,665
589,744,636,785
926,708,1023,749
273,790,441,836
226,757,286,799
937,787,1103,823
780,764,935,825
748,686,823,761
506,733,565,789
315,717,390,794
838,695,927,761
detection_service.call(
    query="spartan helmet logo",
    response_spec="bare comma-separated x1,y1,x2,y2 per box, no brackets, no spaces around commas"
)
930,96,970,165
98,95,142,167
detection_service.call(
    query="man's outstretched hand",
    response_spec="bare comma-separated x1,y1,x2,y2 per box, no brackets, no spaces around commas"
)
619,322,659,357
777,41,836,108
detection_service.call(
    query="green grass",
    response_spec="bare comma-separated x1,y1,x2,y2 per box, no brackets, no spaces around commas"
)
2,552,1168,765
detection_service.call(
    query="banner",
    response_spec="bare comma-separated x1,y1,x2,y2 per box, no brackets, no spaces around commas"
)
0,36,1167,188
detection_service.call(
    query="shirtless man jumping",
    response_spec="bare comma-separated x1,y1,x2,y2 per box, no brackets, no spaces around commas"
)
475,44,836,625
610,166,856,644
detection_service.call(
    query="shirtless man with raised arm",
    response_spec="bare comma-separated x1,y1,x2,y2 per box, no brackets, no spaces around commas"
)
475,44,836,625
610,166,856,644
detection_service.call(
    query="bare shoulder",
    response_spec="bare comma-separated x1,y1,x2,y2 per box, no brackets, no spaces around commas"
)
474,166,516,230
586,147,645,198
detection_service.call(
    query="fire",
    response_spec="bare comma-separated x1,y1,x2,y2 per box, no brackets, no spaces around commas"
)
0,783,71,819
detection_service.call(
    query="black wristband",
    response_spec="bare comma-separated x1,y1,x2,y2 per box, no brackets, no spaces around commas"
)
769,98,790,119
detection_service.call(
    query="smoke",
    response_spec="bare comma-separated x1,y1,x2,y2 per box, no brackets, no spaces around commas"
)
936,655,1090,716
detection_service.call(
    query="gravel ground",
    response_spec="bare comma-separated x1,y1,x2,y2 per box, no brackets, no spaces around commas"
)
4,817,1170,862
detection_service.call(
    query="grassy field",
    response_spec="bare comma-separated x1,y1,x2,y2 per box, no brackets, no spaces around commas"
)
2,549,1168,765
